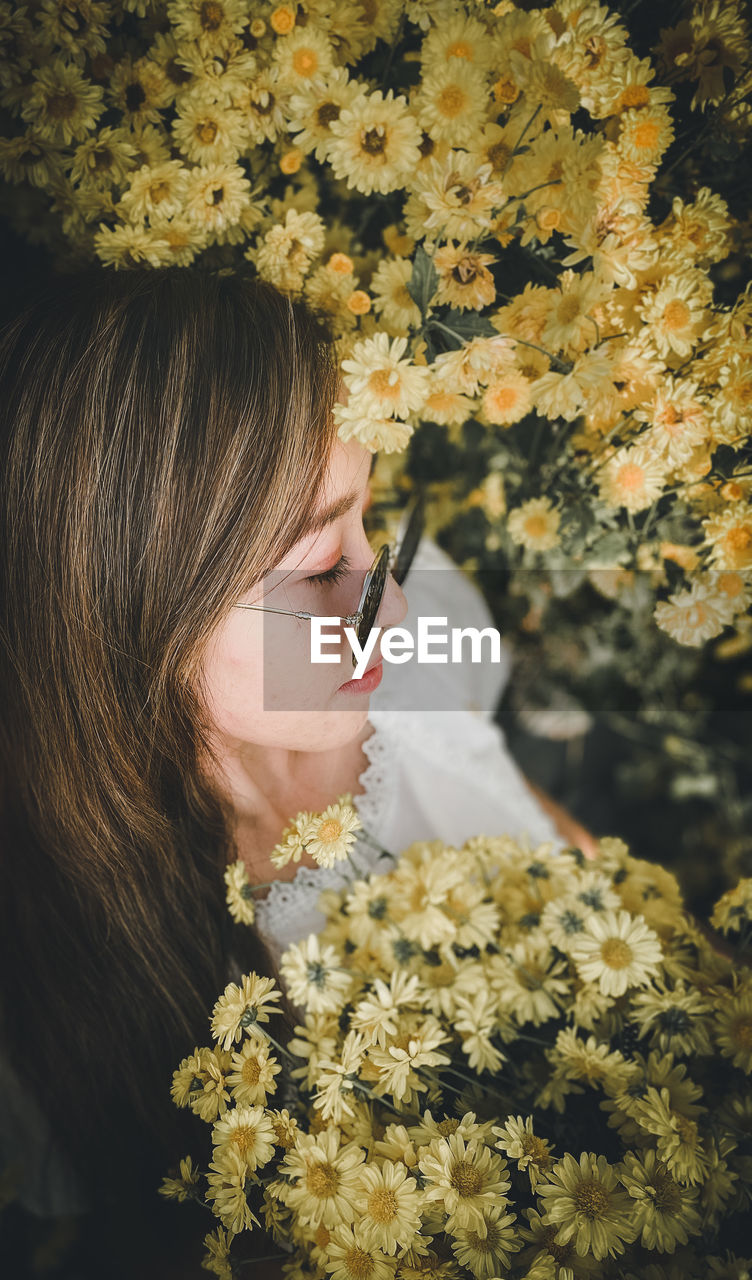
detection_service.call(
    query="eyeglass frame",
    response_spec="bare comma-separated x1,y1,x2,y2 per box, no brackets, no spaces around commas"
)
232,487,426,668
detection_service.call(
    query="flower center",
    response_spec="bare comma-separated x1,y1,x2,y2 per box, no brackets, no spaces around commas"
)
732,1014,752,1049
633,119,661,150
197,119,219,144
200,2,224,31
574,1177,610,1218
615,463,645,493
318,819,343,843
293,48,319,76
361,126,387,156
307,1162,340,1197
242,1057,262,1085
367,1187,398,1223
663,299,691,330
447,40,473,60
231,1124,257,1155
438,86,467,118
47,90,77,119
343,1245,376,1280
600,937,634,968
726,526,752,554
651,1168,681,1213
317,101,341,126
149,180,171,203
368,368,400,398
449,1159,483,1196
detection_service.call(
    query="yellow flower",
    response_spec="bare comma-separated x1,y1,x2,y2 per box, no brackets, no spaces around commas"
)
354,1160,422,1255
324,1222,397,1280
481,371,533,426
250,207,326,294
281,1127,365,1229
224,860,256,926
598,440,668,514
183,161,253,235
432,243,497,311
273,26,336,91
21,56,105,146
507,498,561,552
159,1154,200,1201
206,1145,261,1233
570,910,662,998
335,407,415,454
638,271,708,358
304,799,363,869
450,1201,521,1277
411,58,490,148
631,1085,709,1184
167,0,249,57
212,1104,277,1172
210,972,282,1051
271,808,316,869
621,1148,701,1252
171,92,247,165
93,221,177,270
407,150,506,244
418,1132,511,1232
339,333,430,420
536,1151,637,1260
328,88,423,197
617,104,675,165
420,11,498,76
713,983,752,1073
227,1035,281,1105
712,878,752,936
202,1225,235,1280
493,1115,555,1191
701,505,752,571
654,581,729,646
368,1014,450,1104
280,934,353,1015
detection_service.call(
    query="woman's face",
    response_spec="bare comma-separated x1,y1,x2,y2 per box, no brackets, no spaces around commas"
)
200,436,408,755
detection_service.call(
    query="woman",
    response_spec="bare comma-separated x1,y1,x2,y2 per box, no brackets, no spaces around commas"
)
0,266,596,1275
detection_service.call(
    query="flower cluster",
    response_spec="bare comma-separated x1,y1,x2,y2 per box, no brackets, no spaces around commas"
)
1,0,750,660
166,813,752,1277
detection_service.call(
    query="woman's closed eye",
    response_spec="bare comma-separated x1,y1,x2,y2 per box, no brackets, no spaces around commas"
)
307,552,351,586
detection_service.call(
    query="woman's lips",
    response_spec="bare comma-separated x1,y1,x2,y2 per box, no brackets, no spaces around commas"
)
338,659,383,695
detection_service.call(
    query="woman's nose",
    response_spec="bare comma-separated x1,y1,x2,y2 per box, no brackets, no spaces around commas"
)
379,568,408,632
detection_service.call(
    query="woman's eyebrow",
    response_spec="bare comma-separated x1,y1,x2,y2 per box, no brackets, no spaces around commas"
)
307,488,361,533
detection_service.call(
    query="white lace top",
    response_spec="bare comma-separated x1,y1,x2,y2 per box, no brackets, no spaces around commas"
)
1,537,564,1218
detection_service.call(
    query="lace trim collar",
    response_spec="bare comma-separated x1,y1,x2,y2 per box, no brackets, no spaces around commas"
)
252,711,396,933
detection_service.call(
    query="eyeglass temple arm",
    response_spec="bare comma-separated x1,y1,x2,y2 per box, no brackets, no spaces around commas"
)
235,602,362,625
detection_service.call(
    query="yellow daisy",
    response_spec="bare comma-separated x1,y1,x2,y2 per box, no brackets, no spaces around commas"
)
227,1035,281,1105
206,1145,261,1234
231,66,290,147
631,1085,709,1184
224,860,256,927
711,878,752,936
304,799,362,869
339,333,430,420
570,909,662,998
598,440,668,514
93,222,176,269
287,67,364,162
354,1160,422,1255
418,1132,511,1232
212,1104,277,1173
0,132,65,191
281,1127,365,1230
493,1115,555,1191
167,0,249,57
183,160,253,235
210,972,282,1051
638,270,708,358
249,207,326,295
280,934,353,1015
328,88,423,196
117,160,190,224
507,497,561,552
409,150,505,244
202,1226,235,1280
159,1154,201,1202
324,1222,397,1280
701,504,752,571
411,58,490,149
273,26,336,92
171,92,246,165
420,11,497,75
618,104,675,165
335,408,414,456
713,984,752,1073
433,243,497,311
21,58,104,146
107,54,173,129
536,1151,637,1260
653,581,729,646
370,257,423,333
450,1201,521,1278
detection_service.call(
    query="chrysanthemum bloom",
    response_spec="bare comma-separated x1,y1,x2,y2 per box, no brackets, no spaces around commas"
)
570,909,662,998
631,982,713,1057
171,92,247,165
93,222,176,270
598,440,668,514
411,58,490,149
507,497,561,552
353,1160,422,1255
183,161,253,235
368,1014,450,1105
287,67,365,162
653,581,729,646
701,505,752,572
335,404,415,455
167,0,249,57
713,984,752,1074
639,270,708,358
281,1128,365,1230
631,1085,709,1184
201,1227,235,1278
224,859,256,926
250,207,326,294
280,934,353,1015
327,88,423,196
339,333,430,420
211,1103,276,1173
419,1132,511,1232
324,1222,397,1280
369,257,423,334
550,1028,637,1093
450,1201,521,1278
420,10,497,75
206,1145,261,1234
493,1115,555,1191
270,808,316,868
349,971,422,1049
210,972,282,1050
304,800,362,868
407,151,506,244
711,878,752,936
116,160,189,224
227,1035,281,1106
159,1154,201,1202
536,1151,637,1259
273,26,336,91
21,57,105,146
433,243,497,311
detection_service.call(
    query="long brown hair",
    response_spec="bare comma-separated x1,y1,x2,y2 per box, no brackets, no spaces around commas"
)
0,266,339,1268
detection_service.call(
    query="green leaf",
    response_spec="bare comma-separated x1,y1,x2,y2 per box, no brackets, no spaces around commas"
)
406,244,439,317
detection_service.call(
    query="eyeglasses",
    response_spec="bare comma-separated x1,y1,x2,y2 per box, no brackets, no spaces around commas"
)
233,485,426,667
